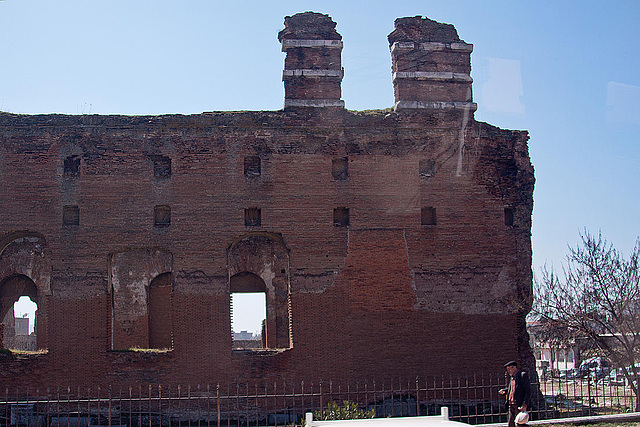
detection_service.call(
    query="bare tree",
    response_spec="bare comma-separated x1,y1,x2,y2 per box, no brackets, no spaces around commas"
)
534,231,640,410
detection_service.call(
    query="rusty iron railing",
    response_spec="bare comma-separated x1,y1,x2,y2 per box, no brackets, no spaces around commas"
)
1,374,637,426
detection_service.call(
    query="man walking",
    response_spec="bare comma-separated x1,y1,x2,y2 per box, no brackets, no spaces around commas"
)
499,361,531,427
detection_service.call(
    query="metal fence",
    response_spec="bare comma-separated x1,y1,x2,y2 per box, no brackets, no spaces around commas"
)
1,375,637,427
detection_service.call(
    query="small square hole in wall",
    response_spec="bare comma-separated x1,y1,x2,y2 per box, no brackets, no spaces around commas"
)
245,208,261,226
154,205,171,227
421,207,436,226
64,155,80,176
244,156,261,177
333,207,349,227
62,205,79,226
152,156,171,178
419,159,435,178
332,157,348,180
504,207,514,226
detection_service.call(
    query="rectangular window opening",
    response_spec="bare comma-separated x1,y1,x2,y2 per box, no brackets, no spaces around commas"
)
231,292,266,350
152,156,172,178
504,207,514,226
333,207,349,227
64,155,80,176
62,205,79,226
421,206,436,226
154,205,171,227
244,156,261,177
244,208,261,227
419,159,435,178
332,157,348,180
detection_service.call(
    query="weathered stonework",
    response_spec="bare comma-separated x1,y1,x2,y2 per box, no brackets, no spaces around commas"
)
0,12,534,387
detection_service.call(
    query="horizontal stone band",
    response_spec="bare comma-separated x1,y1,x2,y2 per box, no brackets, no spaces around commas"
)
391,41,473,53
281,39,343,51
394,101,477,111
393,71,472,82
283,69,344,78
284,99,345,108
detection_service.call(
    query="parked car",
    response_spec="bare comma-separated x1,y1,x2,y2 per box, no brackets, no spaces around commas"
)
605,364,640,386
576,356,612,379
558,369,576,380
604,368,627,385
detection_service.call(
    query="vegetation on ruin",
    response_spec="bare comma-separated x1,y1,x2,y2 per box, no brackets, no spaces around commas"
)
349,108,394,117
0,348,48,356
110,347,172,353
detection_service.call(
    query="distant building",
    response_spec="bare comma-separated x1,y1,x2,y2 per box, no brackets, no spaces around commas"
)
233,331,256,340
528,321,577,377
14,316,29,336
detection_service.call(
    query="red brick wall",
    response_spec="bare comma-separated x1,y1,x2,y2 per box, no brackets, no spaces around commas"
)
0,109,532,388
0,12,534,389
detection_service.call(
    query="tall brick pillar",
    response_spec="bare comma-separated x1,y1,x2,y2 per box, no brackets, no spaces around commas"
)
278,12,345,109
388,16,477,113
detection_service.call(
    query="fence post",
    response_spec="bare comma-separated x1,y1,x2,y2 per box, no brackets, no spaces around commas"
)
415,377,420,416
319,382,323,417
587,377,592,416
108,387,112,427
216,384,220,427
159,385,163,427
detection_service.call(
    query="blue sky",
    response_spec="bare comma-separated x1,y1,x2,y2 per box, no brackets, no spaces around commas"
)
2,0,639,333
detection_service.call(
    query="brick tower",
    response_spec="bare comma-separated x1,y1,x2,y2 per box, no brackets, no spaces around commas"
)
278,12,344,108
388,16,477,112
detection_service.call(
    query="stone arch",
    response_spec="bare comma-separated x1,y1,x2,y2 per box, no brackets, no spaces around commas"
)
109,248,173,350
0,232,51,349
148,272,173,349
228,232,291,349
230,272,266,293
0,231,52,296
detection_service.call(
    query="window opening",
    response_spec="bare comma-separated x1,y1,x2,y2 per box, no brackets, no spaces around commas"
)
13,296,37,335
244,156,261,177
419,159,435,178
332,157,348,180
63,205,79,226
231,293,266,350
244,208,261,227
333,207,349,226
230,272,267,350
64,155,80,176
152,156,171,178
504,207,514,226
421,206,437,226
154,205,171,227
0,276,39,351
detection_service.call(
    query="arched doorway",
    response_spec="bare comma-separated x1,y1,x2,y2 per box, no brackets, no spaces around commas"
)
0,233,51,350
0,275,39,350
148,272,173,349
109,248,173,350
230,272,266,349
227,233,292,350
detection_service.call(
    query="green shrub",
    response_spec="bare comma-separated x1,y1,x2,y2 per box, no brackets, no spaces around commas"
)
314,400,375,421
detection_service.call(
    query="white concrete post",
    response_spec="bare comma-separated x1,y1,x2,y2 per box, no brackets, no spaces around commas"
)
441,406,449,420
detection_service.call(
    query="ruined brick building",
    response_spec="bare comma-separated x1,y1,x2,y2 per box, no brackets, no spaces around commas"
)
0,12,534,387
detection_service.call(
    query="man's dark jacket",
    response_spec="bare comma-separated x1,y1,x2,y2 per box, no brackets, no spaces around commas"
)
505,370,531,407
